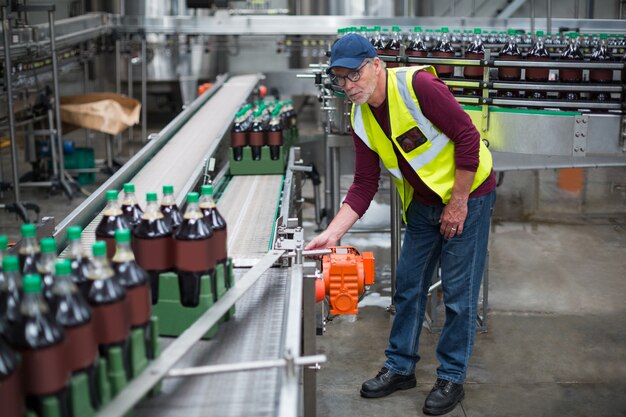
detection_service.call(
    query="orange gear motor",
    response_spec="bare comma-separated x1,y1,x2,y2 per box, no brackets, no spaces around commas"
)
315,246,375,315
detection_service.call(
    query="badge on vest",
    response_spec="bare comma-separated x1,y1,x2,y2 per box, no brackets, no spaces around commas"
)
395,127,428,153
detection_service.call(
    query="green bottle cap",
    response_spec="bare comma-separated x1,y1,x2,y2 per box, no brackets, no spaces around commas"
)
115,228,131,243
106,190,119,201
23,274,42,294
600,33,607,39
93,241,107,257
40,237,57,253
146,192,158,202
2,255,19,272
123,183,135,193
55,258,71,275
392,26,401,32
414,26,422,32
474,28,482,34
0,235,7,249
187,192,199,204
536,30,544,36
163,185,174,195
201,184,214,196
67,226,82,241
21,223,36,238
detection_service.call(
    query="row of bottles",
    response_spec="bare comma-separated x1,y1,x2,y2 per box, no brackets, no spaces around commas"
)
231,99,297,161
95,183,227,307
334,27,625,102
0,227,153,417
339,25,626,53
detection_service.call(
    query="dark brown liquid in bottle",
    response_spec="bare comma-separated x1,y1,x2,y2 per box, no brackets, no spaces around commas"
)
383,37,401,68
49,287,100,408
122,204,143,228
70,256,91,300
174,218,215,307
19,252,39,276
133,217,173,305
95,214,131,260
0,338,23,417
160,204,183,230
8,295,70,417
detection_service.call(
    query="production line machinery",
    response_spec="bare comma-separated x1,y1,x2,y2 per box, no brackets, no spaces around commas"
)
33,73,334,417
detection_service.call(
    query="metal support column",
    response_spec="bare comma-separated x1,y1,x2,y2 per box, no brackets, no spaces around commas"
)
141,36,147,142
389,177,401,313
302,264,317,417
48,7,74,198
547,0,552,36
2,6,29,221
331,146,340,224
127,47,133,142
324,134,332,224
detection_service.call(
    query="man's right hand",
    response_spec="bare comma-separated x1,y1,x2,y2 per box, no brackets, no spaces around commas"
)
304,231,339,252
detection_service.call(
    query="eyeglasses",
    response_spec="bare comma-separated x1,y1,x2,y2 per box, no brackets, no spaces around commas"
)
330,61,371,87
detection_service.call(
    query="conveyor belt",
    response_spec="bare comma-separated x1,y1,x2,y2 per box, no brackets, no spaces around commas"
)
219,175,284,267
78,74,259,249
135,267,290,417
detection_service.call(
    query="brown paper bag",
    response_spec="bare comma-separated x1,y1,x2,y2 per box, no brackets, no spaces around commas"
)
60,93,141,135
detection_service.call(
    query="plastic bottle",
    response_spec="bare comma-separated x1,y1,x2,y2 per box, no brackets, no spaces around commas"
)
174,192,214,307
65,226,91,299
589,33,613,101
526,31,551,81
559,32,584,100
371,26,384,50
200,184,227,268
464,28,485,96
86,241,131,378
50,258,100,408
431,27,455,78
95,189,131,259
498,30,523,81
406,27,428,66
18,223,40,275
0,336,23,417
267,105,284,160
464,28,485,78
121,183,143,227
136,192,174,305
36,237,57,301
248,108,266,161
498,30,523,98
0,256,21,335
112,229,152,355
231,105,251,161
8,274,70,417
383,26,402,68
160,184,183,230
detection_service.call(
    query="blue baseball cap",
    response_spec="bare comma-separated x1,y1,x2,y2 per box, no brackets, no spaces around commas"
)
328,33,377,73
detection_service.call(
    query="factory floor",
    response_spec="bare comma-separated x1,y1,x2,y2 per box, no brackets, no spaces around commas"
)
1,124,625,417
306,182,626,417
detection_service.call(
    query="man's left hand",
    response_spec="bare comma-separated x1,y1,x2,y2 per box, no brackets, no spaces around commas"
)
440,195,468,239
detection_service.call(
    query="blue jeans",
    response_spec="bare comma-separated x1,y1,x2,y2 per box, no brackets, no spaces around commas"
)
384,190,496,384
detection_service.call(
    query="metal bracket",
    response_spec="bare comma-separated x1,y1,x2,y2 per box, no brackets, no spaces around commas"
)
573,114,589,157
480,49,491,139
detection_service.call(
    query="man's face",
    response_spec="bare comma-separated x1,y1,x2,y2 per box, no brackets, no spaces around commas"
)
331,59,378,105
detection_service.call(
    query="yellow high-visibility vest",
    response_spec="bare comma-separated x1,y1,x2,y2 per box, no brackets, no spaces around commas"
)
351,65,492,221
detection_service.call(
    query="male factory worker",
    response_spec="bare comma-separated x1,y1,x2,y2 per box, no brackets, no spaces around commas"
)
305,34,496,416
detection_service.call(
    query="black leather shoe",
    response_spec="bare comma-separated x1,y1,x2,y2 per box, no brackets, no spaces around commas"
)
360,367,416,398
422,378,465,415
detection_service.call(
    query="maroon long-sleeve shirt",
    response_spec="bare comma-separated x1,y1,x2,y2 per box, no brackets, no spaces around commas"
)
344,70,496,217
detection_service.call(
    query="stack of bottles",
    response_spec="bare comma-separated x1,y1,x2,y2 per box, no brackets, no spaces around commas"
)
230,99,297,163
0,225,157,417
95,183,229,308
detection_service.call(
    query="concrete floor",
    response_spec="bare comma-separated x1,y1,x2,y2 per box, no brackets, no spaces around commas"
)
1,120,625,417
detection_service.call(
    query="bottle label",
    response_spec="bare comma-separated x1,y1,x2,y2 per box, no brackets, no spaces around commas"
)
92,302,130,345
20,344,69,395
65,322,99,372
133,237,174,270
175,239,215,271
127,284,152,327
